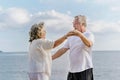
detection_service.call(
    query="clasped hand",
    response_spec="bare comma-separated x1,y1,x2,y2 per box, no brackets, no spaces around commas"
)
66,30,81,37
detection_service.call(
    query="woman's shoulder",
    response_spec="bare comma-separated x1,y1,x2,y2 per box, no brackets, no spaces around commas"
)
35,39,51,43
36,38,43,41
31,39,43,44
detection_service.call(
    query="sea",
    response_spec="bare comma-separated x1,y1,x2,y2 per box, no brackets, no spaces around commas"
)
0,51,120,80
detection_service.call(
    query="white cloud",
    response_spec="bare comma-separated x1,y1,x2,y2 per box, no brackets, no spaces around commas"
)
118,21,120,24
1,7,120,34
0,7,30,29
94,34,120,50
0,23,7,29
111,6,120,12
30,10,73,33
88,20,120,33
0,7,2,12
0,8,73,32
7,8,30,24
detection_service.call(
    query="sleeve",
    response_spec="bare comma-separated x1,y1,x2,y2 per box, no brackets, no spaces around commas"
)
85,32,95,46
84,32,95,51
88,33,95,45
41,39,54,50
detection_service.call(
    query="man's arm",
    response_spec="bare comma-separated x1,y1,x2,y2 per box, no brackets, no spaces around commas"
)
52,48,69,60
78,32,93,47
70,30,93,47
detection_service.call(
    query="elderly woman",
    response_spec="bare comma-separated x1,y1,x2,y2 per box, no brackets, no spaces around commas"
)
28,22,72,80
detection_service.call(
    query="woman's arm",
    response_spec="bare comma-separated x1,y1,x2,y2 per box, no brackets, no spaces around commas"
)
53,31,73,48
52,48,69,60
53,35,67,48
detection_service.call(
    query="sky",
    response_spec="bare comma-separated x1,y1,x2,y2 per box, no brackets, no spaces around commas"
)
0,0,120,52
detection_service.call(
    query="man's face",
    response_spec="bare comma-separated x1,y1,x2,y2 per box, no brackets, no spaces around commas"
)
73,18,83,32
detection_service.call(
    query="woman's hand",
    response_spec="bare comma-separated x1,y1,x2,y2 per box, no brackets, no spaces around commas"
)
64,31,75,38
63,30,82,39
68,30,82,36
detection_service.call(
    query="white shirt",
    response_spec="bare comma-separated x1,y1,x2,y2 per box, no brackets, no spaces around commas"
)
63,30,95,73
28,39,54,76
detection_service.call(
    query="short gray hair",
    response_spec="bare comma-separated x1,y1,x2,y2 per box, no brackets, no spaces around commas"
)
75,15,87,27
29,22,44,42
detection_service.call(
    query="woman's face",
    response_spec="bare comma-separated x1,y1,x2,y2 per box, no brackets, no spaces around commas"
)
37,28,46,39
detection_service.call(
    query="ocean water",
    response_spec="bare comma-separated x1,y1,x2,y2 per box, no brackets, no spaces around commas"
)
0,51,120,80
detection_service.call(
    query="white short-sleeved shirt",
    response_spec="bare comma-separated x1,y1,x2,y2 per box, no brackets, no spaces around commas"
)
63,30,95,73
28,39,54,76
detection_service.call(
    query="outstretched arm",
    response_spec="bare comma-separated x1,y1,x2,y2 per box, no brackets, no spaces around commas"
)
53,31,74,48
53,35,67,48
52,48,69,60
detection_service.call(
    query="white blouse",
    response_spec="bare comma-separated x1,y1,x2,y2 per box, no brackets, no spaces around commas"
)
28,39,54,76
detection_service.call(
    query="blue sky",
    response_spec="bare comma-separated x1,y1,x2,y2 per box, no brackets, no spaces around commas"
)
0,0,120,52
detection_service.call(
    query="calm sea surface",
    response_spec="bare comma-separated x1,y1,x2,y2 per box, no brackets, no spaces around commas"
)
0,51,120,80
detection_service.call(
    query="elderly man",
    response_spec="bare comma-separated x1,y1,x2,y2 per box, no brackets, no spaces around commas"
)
52,15,95,80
